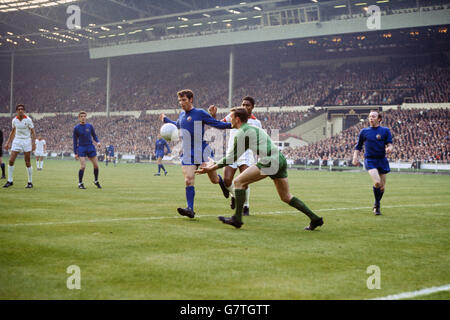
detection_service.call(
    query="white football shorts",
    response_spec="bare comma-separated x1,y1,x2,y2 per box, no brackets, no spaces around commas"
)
11,138,32,153
228,149,256,169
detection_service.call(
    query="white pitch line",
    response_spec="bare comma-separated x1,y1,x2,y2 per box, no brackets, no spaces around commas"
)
0,202,449,228
370,284,450,300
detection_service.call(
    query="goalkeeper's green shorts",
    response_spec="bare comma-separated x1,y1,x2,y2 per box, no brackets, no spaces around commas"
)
256,152,288,180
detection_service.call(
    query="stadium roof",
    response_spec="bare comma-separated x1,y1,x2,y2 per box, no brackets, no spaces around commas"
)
0,0,448,54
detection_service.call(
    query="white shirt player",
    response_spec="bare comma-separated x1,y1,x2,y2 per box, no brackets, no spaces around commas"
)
11,115,34,153
222,113,262,168
12,115,34,140
35,139,46,154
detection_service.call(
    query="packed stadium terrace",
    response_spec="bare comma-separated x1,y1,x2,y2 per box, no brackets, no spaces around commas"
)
283,108,449,163
0,52,449,113
0,108,448,163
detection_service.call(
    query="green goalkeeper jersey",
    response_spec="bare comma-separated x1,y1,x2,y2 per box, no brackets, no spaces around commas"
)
216,123,287,178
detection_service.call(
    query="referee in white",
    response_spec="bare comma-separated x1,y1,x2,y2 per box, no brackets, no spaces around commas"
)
3,104,36,188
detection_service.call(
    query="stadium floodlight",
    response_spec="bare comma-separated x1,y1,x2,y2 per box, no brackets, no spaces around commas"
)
355,2,368,6
254,6,262,11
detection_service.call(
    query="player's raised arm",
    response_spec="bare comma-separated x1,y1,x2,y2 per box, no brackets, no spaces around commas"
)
161,113,180,128
208,105,218,119
201,110,231,129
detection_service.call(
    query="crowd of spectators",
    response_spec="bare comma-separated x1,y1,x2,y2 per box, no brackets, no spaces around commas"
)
282,108,449,163
1,53,448,114
1,108,447,164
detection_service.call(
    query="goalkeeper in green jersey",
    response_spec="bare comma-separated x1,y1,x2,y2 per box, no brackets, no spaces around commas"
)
196,107,324,231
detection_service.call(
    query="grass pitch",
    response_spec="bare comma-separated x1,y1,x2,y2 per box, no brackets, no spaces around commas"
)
0,159,449,300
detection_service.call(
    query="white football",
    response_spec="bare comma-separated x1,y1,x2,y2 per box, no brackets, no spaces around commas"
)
160,123,179,142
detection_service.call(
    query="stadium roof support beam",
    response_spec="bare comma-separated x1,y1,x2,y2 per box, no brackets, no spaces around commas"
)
228,47,234,109
9,52,14,116
106,57,111,117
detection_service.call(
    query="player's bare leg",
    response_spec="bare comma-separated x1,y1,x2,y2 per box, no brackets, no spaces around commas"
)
223,165,238,207
206,165,220,185
178,165,197,218
3,151,18,187
272,177,323,230
24,151,33,188
89,156,101,189
368,169,384,215
219,165,266,228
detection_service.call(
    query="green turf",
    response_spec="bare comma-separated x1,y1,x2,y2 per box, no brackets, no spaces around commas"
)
0,159,449,300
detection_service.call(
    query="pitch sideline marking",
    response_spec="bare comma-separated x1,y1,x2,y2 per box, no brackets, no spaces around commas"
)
369,284,450,300
0,202,449,227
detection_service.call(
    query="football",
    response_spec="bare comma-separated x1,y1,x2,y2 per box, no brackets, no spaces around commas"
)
160,123,179,142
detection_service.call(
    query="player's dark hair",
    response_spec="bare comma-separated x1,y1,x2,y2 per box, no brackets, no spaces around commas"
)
231,107,249,123
242,96,255,107
177,89,194,101
16,104,25,111
78,111,87,117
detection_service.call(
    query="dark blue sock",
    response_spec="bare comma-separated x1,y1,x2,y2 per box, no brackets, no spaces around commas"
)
158,164,161,173
1,163,5,176
94,168,99,181
78,169,85,183
373,187,382,207
186,186,195,210
161,164,166,173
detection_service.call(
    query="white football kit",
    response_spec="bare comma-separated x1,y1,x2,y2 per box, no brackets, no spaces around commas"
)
11,115,34,153
35,139,46,157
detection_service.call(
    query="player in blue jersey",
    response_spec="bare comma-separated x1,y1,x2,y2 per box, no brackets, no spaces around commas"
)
73,111,102,189
105,144,116,167
154,134,171,176
353,110,394,216
159,89,232,218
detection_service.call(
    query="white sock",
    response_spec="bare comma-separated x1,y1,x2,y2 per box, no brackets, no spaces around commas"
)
8,165,14,182
40,161,43,169
227,182,235,198
36,161,39,169
244,187,250,208
27,167,32,183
